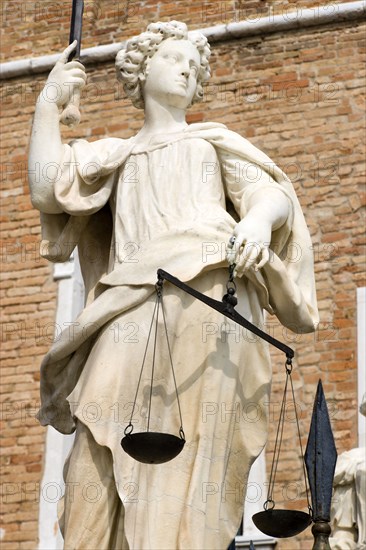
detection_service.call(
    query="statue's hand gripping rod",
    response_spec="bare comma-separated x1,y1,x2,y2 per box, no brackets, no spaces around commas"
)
60,0,84,127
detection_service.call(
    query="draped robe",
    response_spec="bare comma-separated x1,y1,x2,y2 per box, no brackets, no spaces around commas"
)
36,122,318,549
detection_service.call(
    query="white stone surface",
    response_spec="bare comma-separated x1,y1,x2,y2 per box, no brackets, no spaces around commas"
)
330,396,366,550
38,252,84,550
357,287,366,448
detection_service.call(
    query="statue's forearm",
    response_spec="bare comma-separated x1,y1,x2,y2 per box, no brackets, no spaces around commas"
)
28,95,64,214
245,187,290,231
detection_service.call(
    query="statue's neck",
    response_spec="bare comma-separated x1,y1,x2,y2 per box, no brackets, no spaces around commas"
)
138,96,188,140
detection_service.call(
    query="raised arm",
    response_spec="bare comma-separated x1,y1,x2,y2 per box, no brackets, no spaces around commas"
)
28,41,86,213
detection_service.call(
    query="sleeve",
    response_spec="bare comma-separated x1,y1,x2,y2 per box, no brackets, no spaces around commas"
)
215,139,319,333
53,139,121,216
39,138,125,263
218,148,294,258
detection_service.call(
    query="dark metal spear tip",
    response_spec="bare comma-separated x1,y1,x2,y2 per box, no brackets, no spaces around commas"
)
304,379,337,522
249,540,256,550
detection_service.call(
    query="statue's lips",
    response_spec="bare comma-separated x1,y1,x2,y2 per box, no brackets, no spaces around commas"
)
175,78,188,89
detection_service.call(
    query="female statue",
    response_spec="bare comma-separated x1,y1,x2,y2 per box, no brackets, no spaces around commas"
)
29,21,318,550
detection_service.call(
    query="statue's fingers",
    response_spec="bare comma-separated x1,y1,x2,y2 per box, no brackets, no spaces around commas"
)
234,233,245,248
235,253,249,273
255,247,270,271
59,40,78,64
67,69,87,83
236,242,261,271
67,67,86,77
232,265,241,278
66,61,85,71
70,77,87,88
226,247,236,265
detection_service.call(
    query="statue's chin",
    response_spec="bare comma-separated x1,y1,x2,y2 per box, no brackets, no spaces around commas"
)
164,92,192,110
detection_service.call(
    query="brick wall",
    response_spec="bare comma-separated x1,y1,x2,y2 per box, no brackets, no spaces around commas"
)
0,0,360,61
1,2,365,548
1,79,59,550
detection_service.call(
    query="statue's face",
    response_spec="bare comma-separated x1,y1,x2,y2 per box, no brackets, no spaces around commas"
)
142,38,201,110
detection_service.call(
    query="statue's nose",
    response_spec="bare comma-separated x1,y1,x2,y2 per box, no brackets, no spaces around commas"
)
180,61,190,78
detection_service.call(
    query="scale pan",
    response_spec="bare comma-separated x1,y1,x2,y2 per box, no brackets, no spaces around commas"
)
121,432,185,464
252,509,312,538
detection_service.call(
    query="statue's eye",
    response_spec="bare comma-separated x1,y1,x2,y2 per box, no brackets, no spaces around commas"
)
164,54,178,63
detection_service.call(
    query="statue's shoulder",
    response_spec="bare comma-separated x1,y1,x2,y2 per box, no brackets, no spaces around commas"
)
186,123,289,182
89,136,132,151
186,122,247,143
185,122,255,157
186,121,228,134
71,136,129,144
69,136,134,165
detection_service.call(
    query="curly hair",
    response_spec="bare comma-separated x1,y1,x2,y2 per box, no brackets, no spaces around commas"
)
115,21,211,109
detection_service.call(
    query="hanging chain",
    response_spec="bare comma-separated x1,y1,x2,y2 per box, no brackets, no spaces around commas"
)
146,287,161,432
124,280,162,435
226,263,237,297
264,359,289,510
263,357,312,516
160,293,185,440
124,277,185,440
288,365,313,516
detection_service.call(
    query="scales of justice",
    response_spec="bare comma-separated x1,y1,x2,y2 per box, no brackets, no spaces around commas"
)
29,1,338,548
121,266,319,540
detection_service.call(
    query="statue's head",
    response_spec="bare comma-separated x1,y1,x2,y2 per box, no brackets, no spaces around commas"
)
116,21,211,110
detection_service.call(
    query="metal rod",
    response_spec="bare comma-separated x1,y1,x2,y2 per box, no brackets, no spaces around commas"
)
68,0,84,60
157,269,295,359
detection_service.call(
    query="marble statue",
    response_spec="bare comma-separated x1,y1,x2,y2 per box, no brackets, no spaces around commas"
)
28,21,319,550
330,396,366,550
